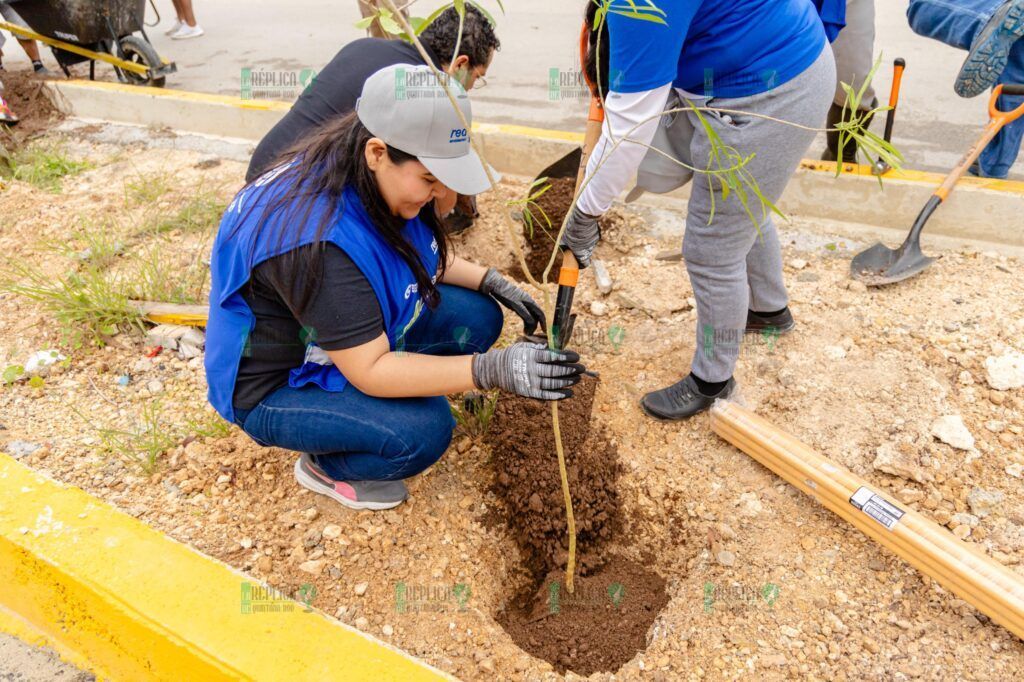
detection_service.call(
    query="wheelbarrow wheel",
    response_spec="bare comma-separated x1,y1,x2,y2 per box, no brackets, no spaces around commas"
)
116,35,166,88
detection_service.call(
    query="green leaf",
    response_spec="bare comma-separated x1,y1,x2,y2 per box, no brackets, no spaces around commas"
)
453,0,466,17
2,365,24,384
28,375,44,389
354,16,375,30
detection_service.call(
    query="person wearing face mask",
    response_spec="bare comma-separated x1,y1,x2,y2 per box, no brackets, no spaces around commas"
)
208,65,585,511
246,5,498,230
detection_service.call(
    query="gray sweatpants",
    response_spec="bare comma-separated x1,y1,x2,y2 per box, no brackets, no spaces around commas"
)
679,46,836,382
832,0,877,106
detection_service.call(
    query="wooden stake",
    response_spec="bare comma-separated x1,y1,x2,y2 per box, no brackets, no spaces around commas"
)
710,401,1024,640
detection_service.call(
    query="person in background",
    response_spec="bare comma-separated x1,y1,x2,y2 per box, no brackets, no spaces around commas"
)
166,0,203,40
908,0,1024,178
823,0,877,163
246,5,498,232
0,2,54,75
565,0,837,421
207,65,584,511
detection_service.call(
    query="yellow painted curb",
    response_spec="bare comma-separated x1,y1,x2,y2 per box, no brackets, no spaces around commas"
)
55,80,1024,198
0,453,454,681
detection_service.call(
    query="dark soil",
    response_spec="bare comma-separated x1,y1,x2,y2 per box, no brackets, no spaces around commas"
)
0,69,63,143
516,176,574,282
486,374,620,581
497,555,669,676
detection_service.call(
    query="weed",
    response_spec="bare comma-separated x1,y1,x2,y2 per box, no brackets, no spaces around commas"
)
125,245,208,305
1,143,91,192
508,177,554,241
123,171,171,206
97,401,179,474
186,412,232,439
137,190,226,236
54,220,126,269
450,391,499,440
0,260,143,347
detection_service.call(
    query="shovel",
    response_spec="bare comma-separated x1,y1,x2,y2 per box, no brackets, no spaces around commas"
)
851,83,1024,286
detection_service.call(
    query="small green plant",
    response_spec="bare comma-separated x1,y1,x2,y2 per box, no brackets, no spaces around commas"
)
2,365,24,384
123,171,171,206
125,245,208,305
833,55,903,183
96,401,179,474
1,260,143,347
1,143,91,192
450,391,499,440
508,177,554,241
186,412,232,440
53,220,126,269
141,191,226,236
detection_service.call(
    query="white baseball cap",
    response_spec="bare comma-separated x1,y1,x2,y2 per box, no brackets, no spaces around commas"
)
355,64,499,196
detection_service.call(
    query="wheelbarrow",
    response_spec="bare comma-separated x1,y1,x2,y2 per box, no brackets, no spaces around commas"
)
0,0,176,87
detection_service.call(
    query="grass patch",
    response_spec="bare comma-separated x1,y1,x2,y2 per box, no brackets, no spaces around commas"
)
1,142,91,192
123,171,172,206
1,260,143,348
124,244,209,305
450,390,498,440
135,190,226,236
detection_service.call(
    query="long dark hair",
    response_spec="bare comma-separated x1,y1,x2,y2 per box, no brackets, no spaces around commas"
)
235,112,449,315
583,0,610,99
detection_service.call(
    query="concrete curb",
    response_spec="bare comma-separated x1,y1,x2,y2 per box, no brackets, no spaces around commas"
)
0,453,454,681
44,80,1024,249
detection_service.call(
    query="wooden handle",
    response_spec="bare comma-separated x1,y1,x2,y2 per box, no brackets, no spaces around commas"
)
711,402,1024,640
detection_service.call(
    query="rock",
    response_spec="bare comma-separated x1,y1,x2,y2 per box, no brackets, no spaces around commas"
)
146,379,164,394
478,657,495,673
302,506,319,521
256,556,273,572
1006,463,1023,479
528,492,543,512
590,301,608,317
898,488,925,504
985,350,1024,390
847,280,868,293
716,549,736,567
240,537,253,549
24,350,65,375
780,625,800,638
966,488,1004,518
592,259,613,295
738,492,763,517
930,415,975,451
872,442,925,482
952,513,980,528
354,581,369,596
800,537,815,550
985,420,1007,433
355,617,368,630
823,345,846,360
953,525,971,539
382,624,394,637
322,524,342,539
789,258,808,270
4,440,41,459
298,559,326,575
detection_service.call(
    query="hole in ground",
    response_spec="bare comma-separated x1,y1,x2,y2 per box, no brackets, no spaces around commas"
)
484,375,670,676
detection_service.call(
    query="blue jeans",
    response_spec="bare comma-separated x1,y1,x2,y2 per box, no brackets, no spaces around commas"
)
235,284,503,481
908,0,1024,178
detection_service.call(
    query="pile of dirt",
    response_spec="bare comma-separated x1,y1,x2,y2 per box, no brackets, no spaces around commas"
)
486,374,620,580
486,375,669,675
497,555,669,676
0,69,63,142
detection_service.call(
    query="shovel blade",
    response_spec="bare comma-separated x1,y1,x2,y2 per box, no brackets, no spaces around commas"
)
850,241,935,286
534,147,582,183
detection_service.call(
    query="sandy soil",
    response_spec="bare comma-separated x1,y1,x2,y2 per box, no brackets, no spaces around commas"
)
1,128,1023,680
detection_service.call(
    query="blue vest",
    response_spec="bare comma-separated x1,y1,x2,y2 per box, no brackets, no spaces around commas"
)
813,0,847,43
205,167,440,423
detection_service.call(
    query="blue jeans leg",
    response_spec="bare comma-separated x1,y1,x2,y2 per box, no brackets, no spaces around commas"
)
908,0,1024,177
400,283,504,356
242,385,454,481
239,284,504,481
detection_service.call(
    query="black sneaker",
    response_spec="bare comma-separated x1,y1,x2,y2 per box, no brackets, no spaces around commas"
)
640,374,735,421
745,307,795,335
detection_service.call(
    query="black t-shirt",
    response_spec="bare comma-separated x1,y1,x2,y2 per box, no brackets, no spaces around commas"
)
246,38,443,182
233,243,383,410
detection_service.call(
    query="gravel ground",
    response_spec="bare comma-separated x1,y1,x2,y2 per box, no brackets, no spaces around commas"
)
1,129,1023,680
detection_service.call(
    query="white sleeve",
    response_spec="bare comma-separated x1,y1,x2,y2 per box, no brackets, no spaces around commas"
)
576,83,673,216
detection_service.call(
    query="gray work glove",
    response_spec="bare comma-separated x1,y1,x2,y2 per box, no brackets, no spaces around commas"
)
559,206,601,268
472,342,585,401
479,267,546,336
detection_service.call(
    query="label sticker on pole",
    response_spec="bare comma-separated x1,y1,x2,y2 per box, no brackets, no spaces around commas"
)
849,487,905,530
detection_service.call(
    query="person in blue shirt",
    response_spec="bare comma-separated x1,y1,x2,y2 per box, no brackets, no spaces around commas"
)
908,0,1024,178
206,65,585,511
563,0,837,421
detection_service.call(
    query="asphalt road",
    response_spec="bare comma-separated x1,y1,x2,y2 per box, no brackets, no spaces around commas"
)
3,0,1022,178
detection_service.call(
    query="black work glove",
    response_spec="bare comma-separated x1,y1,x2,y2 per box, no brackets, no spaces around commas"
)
472,342,585,400
479,267,546,336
